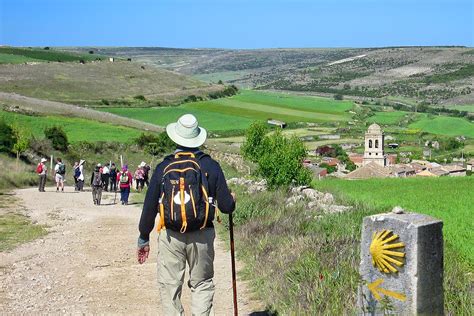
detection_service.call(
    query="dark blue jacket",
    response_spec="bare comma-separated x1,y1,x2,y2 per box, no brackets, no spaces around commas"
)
138,150,235,242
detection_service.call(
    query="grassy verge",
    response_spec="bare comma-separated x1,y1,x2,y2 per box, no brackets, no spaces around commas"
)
217,177,473,314
0,193,47,252
0,154,38,190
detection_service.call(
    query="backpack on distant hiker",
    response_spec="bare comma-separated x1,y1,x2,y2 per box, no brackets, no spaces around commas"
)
92,171,102,186
58,163,66,175
157,152,215,233
120,172,129,184
74,167,81,178
36,163,43,174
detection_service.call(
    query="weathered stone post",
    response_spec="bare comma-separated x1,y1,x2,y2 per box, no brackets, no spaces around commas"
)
358,211,444,315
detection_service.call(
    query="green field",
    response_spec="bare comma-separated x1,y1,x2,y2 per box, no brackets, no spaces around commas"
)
0,53,44,64
366,111,410,125
101,90,352,133
314,177,474,263
409,115,474,138
0,110,142,143
442,105,474,113
0,47,99,64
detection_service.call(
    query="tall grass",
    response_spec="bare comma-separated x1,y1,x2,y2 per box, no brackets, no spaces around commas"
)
219,177,473,314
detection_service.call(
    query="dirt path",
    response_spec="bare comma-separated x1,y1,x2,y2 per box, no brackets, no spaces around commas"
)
0,187,258,315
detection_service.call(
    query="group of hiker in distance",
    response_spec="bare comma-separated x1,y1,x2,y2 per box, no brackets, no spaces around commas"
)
36,155,151,205
35,114,238,315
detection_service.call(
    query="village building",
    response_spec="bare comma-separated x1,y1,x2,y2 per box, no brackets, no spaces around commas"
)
267,119,286,128
307,165,328,180
321,157,340,167
467,159,474,171
345,162,392,180
349,153,364,167
390,164,416,178
363,123,386,167
442,164,467,177
417,168,449,177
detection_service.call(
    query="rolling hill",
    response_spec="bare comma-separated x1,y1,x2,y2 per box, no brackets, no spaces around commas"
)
0,52,226,106
69,46,474,105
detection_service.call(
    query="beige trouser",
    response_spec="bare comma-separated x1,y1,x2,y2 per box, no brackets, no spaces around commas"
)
92,186,102,204
158,228,215,316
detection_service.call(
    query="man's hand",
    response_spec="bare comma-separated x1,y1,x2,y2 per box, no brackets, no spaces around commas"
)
137,245,150,264
231,192,237,203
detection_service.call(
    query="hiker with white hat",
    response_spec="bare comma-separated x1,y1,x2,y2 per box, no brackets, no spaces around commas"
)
36,158,48,192
76,159,86,191
137,114,236,315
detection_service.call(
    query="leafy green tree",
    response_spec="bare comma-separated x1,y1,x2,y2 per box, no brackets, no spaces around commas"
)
241,121,268,163
12,124,31,167
242,122,311,189
0,120,15,153
44,126,69,151
257,131,311,188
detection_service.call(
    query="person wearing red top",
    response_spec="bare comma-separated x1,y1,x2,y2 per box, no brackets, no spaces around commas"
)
116,165,133,205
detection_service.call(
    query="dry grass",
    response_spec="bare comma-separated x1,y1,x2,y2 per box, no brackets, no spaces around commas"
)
0,61,222,105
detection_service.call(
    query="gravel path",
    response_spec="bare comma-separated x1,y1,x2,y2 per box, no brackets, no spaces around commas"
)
0,187,257,315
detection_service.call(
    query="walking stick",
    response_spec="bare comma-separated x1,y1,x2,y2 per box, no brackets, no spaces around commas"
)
229,212,238,316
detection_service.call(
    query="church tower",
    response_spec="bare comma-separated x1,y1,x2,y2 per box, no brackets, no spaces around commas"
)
363,123,385,167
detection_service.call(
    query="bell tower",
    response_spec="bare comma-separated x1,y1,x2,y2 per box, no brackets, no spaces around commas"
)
363,123,385,166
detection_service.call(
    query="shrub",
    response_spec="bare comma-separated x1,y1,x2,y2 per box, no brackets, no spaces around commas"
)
101,99,110,105
44,126,69,151
0,120,15,153
136,132,174,154
334,94,344,100
241,121,268,163
242,122,311,189
320,163,337,173
134,95,146,101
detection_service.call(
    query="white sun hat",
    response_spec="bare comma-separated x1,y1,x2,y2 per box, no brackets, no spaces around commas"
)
166,114,207,148
41,158,47,163
140,161,146,167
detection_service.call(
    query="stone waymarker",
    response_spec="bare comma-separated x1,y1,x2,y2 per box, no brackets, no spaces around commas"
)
358,211,444,315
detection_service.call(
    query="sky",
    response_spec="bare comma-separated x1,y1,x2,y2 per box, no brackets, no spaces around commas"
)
0,0,473,48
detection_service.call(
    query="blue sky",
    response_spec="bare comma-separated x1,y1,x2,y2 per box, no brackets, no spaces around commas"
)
1,0,472,48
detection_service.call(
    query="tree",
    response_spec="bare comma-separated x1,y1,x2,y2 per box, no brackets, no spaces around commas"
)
241,121,268,163
0,120,15,153
44,126,69,151
11,124,31,168
242,122,311,189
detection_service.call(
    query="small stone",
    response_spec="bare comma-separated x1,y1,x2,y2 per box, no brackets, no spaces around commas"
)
392,206,405,214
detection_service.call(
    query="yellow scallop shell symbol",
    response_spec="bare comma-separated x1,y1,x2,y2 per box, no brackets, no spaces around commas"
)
370,229,405,273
